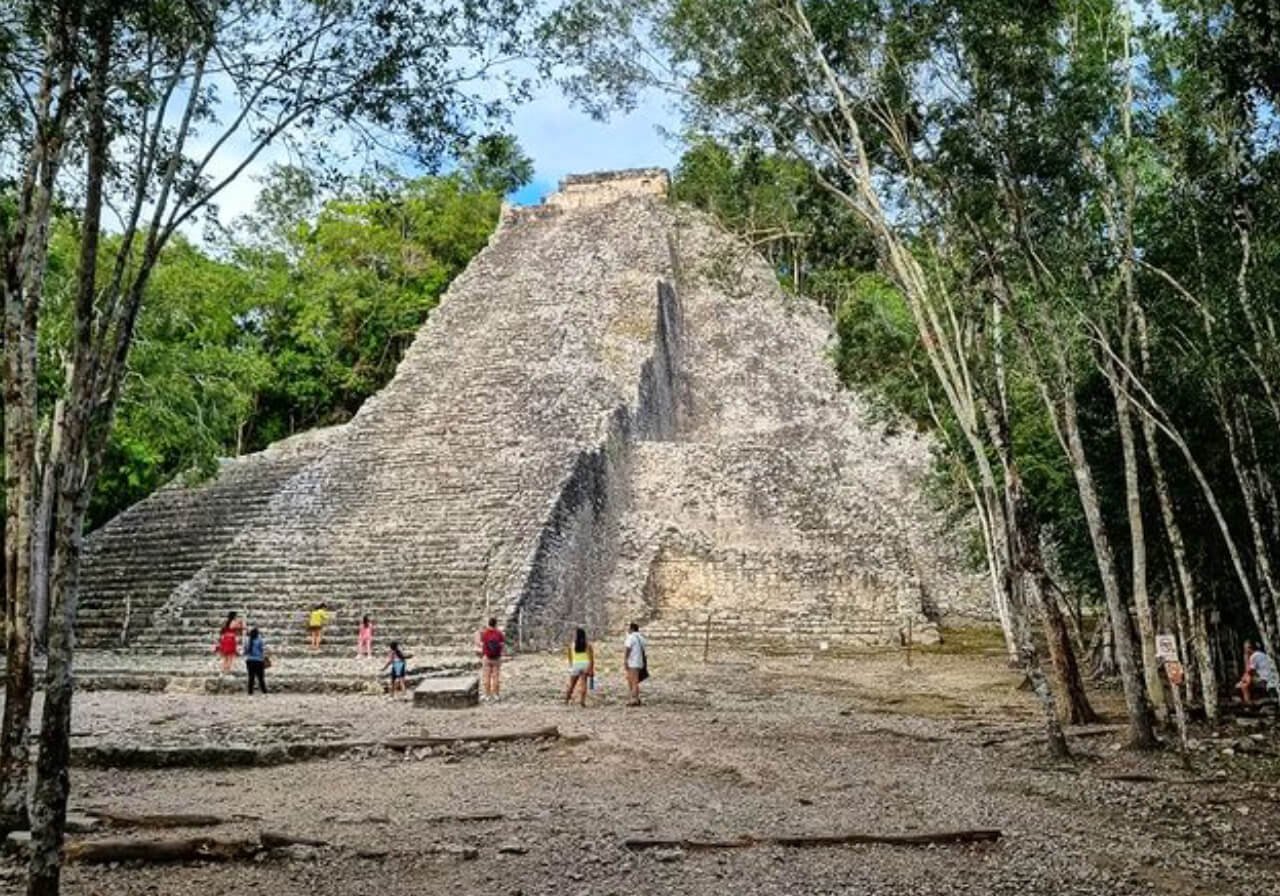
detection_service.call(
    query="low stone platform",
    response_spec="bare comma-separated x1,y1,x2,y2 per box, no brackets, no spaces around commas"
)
64,649,479,695
413,676,479,709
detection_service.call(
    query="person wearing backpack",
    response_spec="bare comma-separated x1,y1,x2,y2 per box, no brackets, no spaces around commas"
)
477,617,506,703
623,622,649,706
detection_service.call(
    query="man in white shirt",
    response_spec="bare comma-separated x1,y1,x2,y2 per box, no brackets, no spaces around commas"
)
623,622,648,707
1238,641,1279,705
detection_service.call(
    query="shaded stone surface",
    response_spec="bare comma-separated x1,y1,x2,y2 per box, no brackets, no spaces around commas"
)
75,171,986,657
413,676,480,709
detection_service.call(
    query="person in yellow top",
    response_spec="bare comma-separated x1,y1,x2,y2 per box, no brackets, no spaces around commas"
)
307,603,331,650
563,626,595,707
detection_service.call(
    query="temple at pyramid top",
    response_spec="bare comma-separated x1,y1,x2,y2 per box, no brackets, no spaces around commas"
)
76,170,984,654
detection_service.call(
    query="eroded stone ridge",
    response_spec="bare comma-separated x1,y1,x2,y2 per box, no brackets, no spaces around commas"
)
77,172,983,653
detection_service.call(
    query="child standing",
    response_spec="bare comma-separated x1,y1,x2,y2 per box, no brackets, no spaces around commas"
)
383,641,410,698
356,615,375,659
307,603,330,650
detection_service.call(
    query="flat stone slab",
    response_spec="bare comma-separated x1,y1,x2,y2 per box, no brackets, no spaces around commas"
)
413,676,479,709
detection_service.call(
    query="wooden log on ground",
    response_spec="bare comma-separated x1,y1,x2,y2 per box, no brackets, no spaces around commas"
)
65,836,260,864
260,831,329,849
624,828,1002,852
382,726,560,749
84,810,225,829
72,740,376,769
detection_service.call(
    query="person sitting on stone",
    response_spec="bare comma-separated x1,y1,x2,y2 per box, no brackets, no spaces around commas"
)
563,627,595,707
307,603,330,651
1237,641,1279,706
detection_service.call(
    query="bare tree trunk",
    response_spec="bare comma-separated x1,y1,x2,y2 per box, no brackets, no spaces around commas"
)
1052,361,1155,747
31,402,61,652
1,326,36,834
1109,362,1166,720
28,13,112,892
1134,310,1218,721
0,8,77,836
27,463,89,896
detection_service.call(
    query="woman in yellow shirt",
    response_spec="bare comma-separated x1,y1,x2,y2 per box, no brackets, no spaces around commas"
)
307,603,330,650
563,627,595,707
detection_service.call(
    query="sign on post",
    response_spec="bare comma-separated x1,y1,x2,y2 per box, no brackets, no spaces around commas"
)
1155,634,1179,662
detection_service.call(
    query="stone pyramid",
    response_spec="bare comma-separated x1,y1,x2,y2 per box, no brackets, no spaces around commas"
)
76,170,984,654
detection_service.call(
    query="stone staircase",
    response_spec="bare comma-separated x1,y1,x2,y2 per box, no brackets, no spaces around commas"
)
79,185,679,654
77,170,987,659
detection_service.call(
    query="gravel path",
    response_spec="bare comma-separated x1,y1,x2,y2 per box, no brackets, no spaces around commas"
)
2,647,1276,896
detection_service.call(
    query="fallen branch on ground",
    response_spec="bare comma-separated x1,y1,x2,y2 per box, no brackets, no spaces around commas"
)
72,740,377,769
382,726,560,749
64,831,331,865
624,828,1001,852
84,810,225,829
65,837,261,864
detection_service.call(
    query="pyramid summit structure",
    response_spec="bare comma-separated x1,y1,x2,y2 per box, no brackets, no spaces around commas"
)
76,169,985,654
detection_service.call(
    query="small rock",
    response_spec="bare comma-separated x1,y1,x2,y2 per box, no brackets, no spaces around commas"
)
275,844,320,862
4,831,31,855
654,848,685,863
498,842,527,855
356,848,390,859
65,814,101,834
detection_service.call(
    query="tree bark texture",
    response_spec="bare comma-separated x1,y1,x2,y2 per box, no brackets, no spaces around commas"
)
1054,369,1156,748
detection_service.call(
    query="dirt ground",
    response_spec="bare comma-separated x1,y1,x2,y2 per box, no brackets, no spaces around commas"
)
2,636,1278,896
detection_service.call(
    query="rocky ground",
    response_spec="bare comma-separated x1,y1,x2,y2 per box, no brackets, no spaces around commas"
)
1,636,1278,896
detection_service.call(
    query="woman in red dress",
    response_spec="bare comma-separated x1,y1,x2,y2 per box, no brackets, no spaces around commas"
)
215,611,243,674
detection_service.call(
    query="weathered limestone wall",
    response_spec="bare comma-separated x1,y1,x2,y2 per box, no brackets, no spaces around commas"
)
77,170,986,655
509,277,685,649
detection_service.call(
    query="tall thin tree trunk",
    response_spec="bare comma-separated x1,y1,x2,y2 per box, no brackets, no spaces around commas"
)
1135,308,1218,720
1109,362,1166,720
27,466,87,896
31,402,61,652
28,14,112,892
1053,364,1155,747
0,335,36,834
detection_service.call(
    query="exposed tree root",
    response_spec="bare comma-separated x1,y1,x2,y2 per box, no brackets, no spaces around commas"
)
382,726,560,749
624,828,1002,851
85,811,225,829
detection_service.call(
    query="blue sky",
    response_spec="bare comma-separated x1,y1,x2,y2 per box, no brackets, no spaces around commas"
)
200,82,682,231
505,87,682,205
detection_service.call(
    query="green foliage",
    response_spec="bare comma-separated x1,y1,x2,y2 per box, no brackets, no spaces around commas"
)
561,0,1280,644
26,161,518,528
242,172,505,448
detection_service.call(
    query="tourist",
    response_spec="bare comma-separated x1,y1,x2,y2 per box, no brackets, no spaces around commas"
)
563,627,595,707
307,602,330,650
477,616,505,703
1237,641,1279,705
384,641,410,698
623,621,649,706
245,627,269,695
214,612,242,675
356,615,375,659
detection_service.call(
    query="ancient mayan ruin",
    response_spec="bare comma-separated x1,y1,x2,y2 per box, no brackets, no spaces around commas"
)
76,170,983,654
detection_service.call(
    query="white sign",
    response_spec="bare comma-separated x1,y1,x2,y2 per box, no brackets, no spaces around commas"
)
1155,634,1179,662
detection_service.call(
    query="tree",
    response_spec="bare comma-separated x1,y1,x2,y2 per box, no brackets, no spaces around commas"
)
1,1,540,891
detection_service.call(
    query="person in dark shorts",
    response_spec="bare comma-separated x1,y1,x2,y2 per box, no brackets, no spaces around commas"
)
384,642,410,698
245,628,268,695
477,617,506,703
